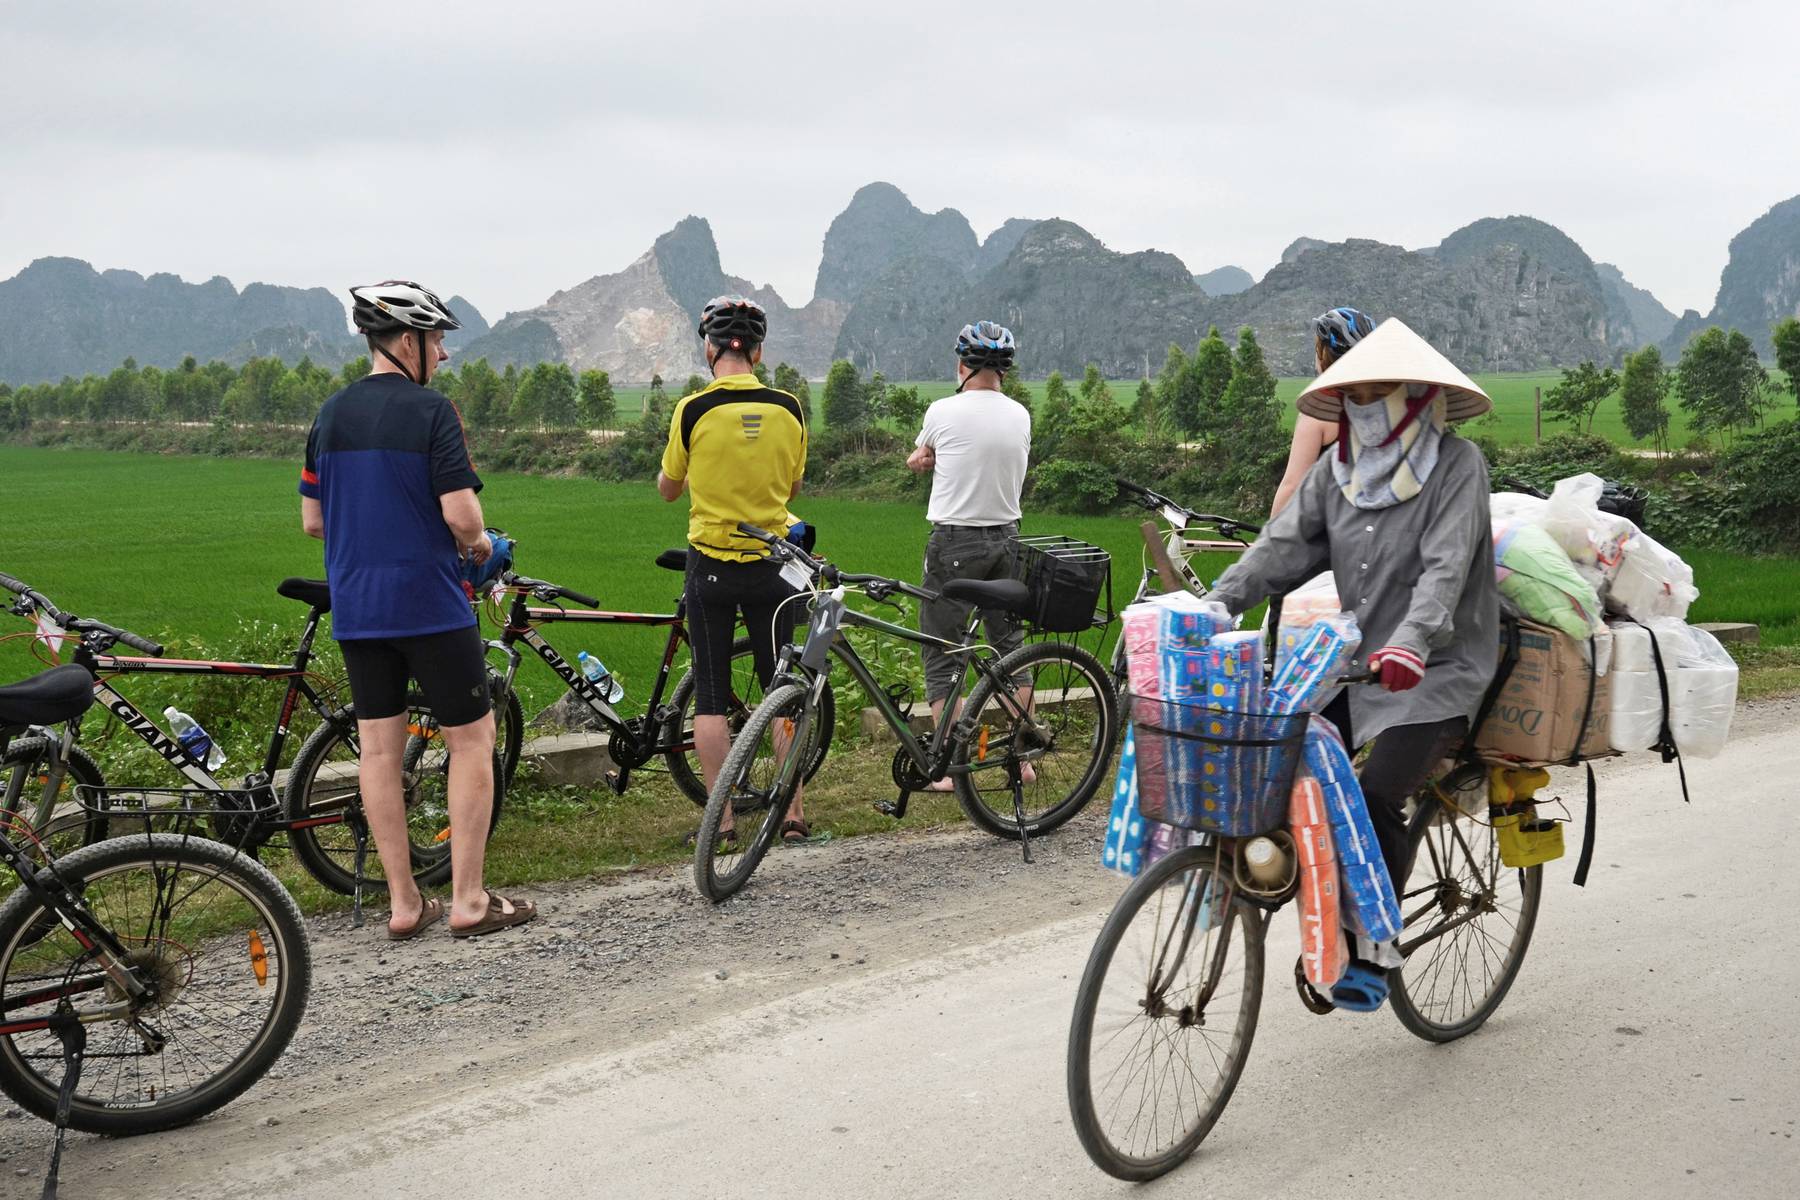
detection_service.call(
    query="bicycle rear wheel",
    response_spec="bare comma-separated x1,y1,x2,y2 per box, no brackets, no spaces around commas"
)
1389,799,1543,1042
954,640,1117,838
1068,846,1263,1181
283,704,504,896
667,637,835,806
692,683,811,903
0,736,106,863
0,832,309,1134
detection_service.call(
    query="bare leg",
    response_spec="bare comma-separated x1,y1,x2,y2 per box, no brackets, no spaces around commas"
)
355,715,423,936
696,713,732,832
440,712,497,929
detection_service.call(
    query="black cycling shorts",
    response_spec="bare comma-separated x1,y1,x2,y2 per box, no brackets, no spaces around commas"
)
339,624,491,728
685,549,799,716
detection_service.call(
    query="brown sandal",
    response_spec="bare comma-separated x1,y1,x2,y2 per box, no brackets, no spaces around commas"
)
781,819,811,845
450,891,538,939
386,896,445,941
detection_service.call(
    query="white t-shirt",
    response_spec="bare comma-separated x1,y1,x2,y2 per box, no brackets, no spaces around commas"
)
915,389,1032,525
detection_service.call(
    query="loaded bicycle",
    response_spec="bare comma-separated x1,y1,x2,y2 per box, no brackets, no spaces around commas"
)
1066,667,1544,1180
478,547,835,807
0,573,501,916
0,646,309,1190
692,523,1119,902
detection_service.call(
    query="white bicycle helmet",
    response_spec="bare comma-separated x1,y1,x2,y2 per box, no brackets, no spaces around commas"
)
349,280,461,383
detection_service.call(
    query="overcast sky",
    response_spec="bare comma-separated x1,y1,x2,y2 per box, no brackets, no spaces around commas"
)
4,1,1796,324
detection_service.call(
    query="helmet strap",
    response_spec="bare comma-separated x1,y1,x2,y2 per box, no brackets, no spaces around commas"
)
373,336,419,384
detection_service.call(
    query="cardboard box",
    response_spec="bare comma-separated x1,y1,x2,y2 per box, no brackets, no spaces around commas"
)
1475,620,1612,765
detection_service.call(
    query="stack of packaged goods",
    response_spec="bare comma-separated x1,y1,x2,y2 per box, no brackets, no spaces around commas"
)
1288,775,1348,988
1303,717,1403,941
1273,572,1342,675
1480,472,1732,768
1189,631,1265,829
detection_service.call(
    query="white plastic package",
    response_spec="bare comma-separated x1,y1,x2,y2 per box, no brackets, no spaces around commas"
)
1606,620,1737,759
1489,492,1549,527
1541,474,1634,581
1609,529,1699,623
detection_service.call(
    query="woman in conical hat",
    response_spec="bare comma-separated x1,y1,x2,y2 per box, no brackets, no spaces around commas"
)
1207,317,1499,1012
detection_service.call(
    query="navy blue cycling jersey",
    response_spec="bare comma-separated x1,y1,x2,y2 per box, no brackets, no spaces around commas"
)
299,374,482,640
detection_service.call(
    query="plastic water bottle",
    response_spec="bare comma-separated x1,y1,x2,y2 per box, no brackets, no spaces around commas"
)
576,652,624,703
164,706,227,771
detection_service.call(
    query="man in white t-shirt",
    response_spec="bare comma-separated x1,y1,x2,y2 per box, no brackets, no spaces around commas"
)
906,321,1032,780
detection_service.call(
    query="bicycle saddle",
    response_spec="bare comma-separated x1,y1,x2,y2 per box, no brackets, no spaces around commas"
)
0,663,96,728
654,549,689,572
276,577,332,612
940,578,1032,615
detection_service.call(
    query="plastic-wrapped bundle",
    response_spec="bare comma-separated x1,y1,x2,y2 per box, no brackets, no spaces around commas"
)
1491,521,1605,643
1274,571,1342,676
1288,775,1348,988
1154,647,1211,826
1302,717,1401,941
1610,530,1698,623
1148,591,1233,650
1541,473,1634,591
1608,620,1738,758
1100,727,1151,876
1120,602,1163,700
1268,614,1363,716
1194,632,1263,824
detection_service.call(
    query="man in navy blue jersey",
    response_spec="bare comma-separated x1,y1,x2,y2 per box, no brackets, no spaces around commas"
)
299,280,535,939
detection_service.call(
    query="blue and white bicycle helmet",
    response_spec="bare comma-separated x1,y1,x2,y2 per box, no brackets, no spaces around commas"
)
1311,307,1375,357
460,527,514,600
954,321,1016,373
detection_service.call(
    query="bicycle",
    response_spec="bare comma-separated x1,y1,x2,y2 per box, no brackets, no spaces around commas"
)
0,573,502,916
1065,668,1543,1180
0,655,309,1191
479,547,835,805
692,523,1120,902
1110,478,1257,690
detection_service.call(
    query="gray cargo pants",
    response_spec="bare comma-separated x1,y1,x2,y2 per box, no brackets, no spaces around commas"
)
920,522,1025,703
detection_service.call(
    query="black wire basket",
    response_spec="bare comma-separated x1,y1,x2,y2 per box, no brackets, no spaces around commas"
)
1011,535,1112,633
1129,694,1309,836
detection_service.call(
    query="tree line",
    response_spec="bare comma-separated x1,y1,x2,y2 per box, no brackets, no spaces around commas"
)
1541,317,1800,452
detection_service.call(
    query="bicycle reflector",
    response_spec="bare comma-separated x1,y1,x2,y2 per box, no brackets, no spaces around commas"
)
248,930,268,986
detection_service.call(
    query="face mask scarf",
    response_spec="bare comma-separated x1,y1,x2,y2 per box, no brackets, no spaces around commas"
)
1331,383,1448,510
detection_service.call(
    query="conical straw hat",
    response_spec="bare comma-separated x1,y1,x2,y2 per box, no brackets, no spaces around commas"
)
1296,317,1492,422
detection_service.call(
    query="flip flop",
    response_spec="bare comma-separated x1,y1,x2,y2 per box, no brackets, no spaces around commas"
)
386,896,445,941
450,891,538,939
1330,961,1391,1013
781,818,811,845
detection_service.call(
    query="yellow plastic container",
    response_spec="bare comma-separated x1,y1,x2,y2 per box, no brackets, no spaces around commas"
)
1492,809,1565,868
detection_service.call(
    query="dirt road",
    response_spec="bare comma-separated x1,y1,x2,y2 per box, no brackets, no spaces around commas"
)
6,701,1797,1199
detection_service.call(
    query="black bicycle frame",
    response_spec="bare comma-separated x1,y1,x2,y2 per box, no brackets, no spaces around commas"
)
73,603,350,834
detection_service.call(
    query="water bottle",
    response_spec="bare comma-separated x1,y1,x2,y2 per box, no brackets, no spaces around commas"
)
164,706,227,771
576,652,624,703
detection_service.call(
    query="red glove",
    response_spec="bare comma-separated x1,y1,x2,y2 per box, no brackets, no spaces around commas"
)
1368,646,1425,693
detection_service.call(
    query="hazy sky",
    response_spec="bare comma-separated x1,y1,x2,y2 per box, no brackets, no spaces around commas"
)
5,1,1797,324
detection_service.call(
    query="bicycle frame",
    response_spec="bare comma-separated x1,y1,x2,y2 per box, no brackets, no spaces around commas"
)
778,587,1034,799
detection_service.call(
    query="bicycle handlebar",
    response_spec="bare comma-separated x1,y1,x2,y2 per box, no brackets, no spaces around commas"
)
1,574,161,653
1113,479,1261,539
735,523,936,604
504,572,600,608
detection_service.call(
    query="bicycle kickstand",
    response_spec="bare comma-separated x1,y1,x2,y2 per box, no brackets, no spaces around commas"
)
41,1003,87,1200
350,823,369,930
1009,758,1032,865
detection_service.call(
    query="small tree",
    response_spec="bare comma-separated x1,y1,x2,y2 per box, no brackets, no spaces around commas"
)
1133,379,1156,431
1619,345,1672,453
821,359,868,431
1542,361,1620,433
578,368,617,429
1183,326,1233,441
1035,370,1074,458
1677,327,1769,446
1000,367,1033,413
1770,315,1800,404
1155,343,1187,437
1078,362,1113,407
886,384,926,434
340,356,370,388
458,358,502,429
540,363,580,428
641,374,671,431
510,363,547,429
752,361,771,385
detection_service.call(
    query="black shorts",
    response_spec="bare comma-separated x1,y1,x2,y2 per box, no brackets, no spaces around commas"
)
339,624,491,728
685,549,800,716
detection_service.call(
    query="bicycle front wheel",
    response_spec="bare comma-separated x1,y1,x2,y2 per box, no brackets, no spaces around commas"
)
693,683,812,903
667,637,836,806
954,640,1117,838
284,705,504,896
0,832,310,1135
1068,846,1263,1181
1389,799,1543,1042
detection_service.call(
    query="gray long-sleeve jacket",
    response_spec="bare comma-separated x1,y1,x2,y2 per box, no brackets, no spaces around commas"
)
1210,435,1499,746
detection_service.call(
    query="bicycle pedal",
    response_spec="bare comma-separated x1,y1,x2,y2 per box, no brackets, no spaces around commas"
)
873,795,905,818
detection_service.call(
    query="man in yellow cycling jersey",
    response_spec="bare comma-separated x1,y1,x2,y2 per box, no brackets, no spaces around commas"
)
657,296,811,843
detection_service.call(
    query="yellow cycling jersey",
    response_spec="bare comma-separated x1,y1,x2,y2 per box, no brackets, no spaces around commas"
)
661,373,808,562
